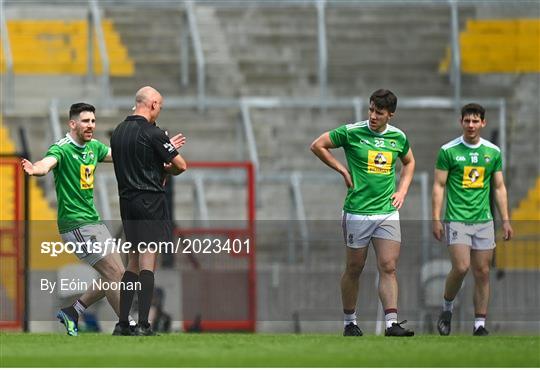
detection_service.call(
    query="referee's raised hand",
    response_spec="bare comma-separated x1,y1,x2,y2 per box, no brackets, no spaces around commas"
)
169,133,186,150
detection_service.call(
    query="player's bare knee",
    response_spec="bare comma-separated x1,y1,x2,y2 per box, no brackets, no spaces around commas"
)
345,262,364,278
472,265,490,281
378,260,396,275
344,270,362,281
97,260,124,282
453,263,469,276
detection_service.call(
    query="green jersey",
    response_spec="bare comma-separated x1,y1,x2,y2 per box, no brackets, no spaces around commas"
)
45,134,109,233
435,136,502,223
329,120,410,215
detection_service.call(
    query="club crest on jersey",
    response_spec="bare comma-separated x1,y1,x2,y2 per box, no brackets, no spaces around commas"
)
462,166,485,188
367,150,392,175
390,140,396,148
484,155,491,163
81,151,95,161
80,164,95,189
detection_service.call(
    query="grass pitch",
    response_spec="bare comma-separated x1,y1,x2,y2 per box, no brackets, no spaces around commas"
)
1,333,539,367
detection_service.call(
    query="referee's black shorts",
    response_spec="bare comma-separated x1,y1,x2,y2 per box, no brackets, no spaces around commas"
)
119,192,172,247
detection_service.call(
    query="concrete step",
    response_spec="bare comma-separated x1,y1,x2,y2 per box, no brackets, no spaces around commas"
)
326,5,473,21
6,76,102,115
5,5,87,19
104,6,184,21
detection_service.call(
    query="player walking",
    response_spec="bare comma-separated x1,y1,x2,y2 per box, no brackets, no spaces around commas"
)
433,103,513,336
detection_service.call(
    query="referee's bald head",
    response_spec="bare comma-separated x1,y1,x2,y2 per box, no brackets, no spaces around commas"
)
133,86,163,123
135,86,162,107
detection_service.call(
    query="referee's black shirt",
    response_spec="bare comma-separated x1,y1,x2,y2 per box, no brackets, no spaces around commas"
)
110,115,179,200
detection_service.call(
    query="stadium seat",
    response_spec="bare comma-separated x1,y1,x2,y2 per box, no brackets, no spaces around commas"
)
0,19,134,76
496,177,540,269
0,121,73,271
439,18,540,73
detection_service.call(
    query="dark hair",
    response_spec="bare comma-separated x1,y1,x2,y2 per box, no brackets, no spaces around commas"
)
461,103,485,120
369,89,398,113
69,102,95,120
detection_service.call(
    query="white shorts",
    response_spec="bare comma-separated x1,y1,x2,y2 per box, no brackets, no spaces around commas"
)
341,211,401,248
445,221,495,250
61,223,113,266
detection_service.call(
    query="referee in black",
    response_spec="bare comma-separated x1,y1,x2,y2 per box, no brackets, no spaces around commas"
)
110,86,187,336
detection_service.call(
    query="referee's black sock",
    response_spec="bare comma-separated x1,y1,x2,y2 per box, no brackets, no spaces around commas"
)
138,269,154,327
119,270,139,327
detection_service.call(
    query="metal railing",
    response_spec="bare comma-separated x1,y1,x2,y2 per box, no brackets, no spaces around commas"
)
237,96,507,178
100,167,428,265
1,0,464,115
193,173,210,227
184,0,206,111
47,94,502,265
316,0,328,105
48,94,508,183
449,0,462,117
89,0,111,106
181,0,463,112
239,99,261,179
0,0,14,112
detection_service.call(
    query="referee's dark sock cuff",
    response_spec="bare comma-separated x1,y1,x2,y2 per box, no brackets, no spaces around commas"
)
119,271,139,323
138,270,155,325
122,270,139,283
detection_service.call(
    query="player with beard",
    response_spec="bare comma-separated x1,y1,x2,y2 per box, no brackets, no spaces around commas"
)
22,102,130,336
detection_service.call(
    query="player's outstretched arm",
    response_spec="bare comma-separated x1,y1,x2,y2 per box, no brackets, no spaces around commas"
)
21,157,58,177
492,171,513,241
310,132,353,188
164,154,187,176
392,148,415,209
432,168,448,241
103,147,113,163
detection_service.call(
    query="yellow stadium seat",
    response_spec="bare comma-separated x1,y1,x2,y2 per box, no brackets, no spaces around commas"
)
439,18,540,74
496,177,540,270
1,19,134,76
0,122,73,273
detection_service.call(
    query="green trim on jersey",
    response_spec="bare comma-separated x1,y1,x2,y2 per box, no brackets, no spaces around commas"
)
329,120,410,215
45,134,109,233
435,136,502,223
